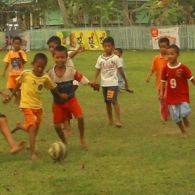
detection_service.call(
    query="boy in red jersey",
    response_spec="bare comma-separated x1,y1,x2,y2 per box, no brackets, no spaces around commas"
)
160,45,195,138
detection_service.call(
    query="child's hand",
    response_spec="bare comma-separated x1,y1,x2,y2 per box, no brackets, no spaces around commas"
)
126,88,134,93
59,93,69,100
89,82,100,91
145,77,150,83
77,46,85,53
3,95,11,104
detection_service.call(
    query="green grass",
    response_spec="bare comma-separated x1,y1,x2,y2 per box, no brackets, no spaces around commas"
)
0,50,195,195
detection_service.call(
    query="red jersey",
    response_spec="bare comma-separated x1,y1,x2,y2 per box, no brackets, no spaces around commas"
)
161,63,193,105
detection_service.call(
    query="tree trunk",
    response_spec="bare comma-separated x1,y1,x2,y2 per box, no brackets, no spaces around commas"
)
122,0,130,26
57,0,69,28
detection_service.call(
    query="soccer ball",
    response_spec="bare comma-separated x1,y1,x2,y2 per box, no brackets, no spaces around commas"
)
48,142,67,161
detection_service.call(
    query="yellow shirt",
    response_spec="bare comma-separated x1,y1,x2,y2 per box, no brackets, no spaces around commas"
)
4,50,28,76
18,70,56,109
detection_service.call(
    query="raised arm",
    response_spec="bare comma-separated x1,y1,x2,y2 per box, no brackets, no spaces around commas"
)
68,47,85,59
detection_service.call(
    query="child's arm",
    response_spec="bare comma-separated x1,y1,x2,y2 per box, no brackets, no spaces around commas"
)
190,78,195,86
118,67,133,93
3,63,9,77
93,68,100,83
145,70,154,83
68,47,85,59
160,81,166,100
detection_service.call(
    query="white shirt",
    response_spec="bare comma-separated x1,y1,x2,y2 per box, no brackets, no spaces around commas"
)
95,54,123,87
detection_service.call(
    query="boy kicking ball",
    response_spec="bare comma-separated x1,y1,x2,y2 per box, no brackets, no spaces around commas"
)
93,37,133,128
160,45,195,138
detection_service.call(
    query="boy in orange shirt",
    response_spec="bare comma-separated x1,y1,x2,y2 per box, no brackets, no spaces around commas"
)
146,37,170,121
3,36,27,102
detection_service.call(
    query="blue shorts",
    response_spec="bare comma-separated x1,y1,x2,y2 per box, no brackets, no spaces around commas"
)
168,102,191,123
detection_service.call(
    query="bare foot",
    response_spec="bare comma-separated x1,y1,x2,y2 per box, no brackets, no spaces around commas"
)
115,122,122,128
80,138,88,149
181,133,188,139
30,154,38,161
65,129,73,136
11,122,26,134
10,141,26,154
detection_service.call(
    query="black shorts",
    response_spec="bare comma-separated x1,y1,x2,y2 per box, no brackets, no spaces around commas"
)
102,86,119,103
0,113,6,118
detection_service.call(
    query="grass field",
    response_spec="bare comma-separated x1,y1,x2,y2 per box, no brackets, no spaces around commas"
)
0,50,195,195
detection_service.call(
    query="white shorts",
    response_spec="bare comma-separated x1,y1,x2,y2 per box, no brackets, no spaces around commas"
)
168,102,191,123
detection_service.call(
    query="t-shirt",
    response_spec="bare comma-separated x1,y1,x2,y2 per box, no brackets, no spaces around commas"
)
48,59,87,104
4,50,27,76
18,70,56,109
95,54,123,87
151,54,168,90
161,63,194,105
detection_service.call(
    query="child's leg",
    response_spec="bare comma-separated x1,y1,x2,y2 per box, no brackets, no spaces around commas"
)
106,102,113,125
183,117,190,128
112,101,122,127
159,91,169,121
0,115,25,153
54,123,67,145
176,121,187,137
77,116,88,147
28,124,38,160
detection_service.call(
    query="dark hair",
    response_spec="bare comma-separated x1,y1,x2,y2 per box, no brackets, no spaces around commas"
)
115,48,123,54
158,37,170,46
32,53,48,64
168,44,180,55
12,36,22,43
103,36,115,46
47,36,61,46
53,45,68,55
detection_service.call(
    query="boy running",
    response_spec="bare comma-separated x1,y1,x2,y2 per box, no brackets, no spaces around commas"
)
3,36,27,102
47,46,99,148
5,53,67,160
146,37,170,121
161,45,195,138
93,37,132,127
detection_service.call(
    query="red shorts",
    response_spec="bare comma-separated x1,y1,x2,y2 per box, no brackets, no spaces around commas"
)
52,97,83,124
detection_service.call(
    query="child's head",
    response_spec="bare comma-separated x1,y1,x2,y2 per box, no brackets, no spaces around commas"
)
114,48,123,57
32,53,48,76
158,37,170,55
103,36,115,55
53,45,68,67
47,36,61,53
167,44,180,64
12,36,22,51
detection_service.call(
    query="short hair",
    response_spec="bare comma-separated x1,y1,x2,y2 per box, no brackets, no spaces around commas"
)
53,45,68,55
158,37,170,46
12,36,22,43
32,53,48,64
103,36,115,46
168,44,180,54
47,36,61,46
115,48,123,54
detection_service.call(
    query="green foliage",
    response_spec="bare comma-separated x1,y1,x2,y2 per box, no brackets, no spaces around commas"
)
137,0,184,25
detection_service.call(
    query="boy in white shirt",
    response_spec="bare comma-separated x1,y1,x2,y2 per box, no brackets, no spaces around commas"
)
93,37,132,127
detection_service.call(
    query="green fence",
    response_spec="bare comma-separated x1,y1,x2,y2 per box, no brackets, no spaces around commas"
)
1,25,195,50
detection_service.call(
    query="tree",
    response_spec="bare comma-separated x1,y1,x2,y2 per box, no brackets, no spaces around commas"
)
57,0,69,27
122,0,131,26
137,0,184,25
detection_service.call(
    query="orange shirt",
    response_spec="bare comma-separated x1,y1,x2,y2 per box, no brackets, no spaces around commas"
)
151,54,168,90
4,50,27,76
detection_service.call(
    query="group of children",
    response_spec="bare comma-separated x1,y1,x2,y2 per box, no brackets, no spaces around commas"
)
146,37,195,138
1,34,193,160
1,35,131,160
